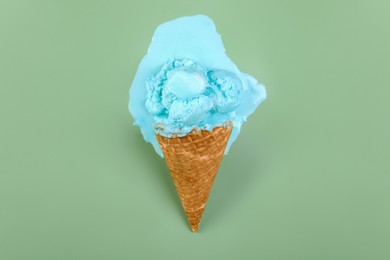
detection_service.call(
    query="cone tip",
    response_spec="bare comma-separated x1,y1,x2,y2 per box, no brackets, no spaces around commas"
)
190,225,199,232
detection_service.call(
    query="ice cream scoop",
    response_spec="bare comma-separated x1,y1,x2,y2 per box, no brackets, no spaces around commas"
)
129,15,266,231
130,15,266,157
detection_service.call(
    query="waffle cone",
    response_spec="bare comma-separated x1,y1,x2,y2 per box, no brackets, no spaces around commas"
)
156,122,233,232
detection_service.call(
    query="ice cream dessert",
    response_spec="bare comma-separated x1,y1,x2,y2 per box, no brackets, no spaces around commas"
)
129,15,266,232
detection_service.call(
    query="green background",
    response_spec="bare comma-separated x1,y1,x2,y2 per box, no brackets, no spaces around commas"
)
1,0,389,259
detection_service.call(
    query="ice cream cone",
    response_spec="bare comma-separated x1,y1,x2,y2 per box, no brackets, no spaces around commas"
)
156,121,233,232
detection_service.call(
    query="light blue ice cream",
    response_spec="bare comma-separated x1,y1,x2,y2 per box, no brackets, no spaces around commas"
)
129,15,266,157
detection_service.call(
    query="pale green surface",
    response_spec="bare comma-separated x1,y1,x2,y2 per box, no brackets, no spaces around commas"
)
0,0,389,259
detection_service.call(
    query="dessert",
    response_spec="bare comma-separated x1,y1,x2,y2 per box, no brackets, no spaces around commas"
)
129,15,266,231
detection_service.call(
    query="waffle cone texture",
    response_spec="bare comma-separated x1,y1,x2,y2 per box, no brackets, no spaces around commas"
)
156,122,233,232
